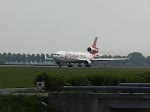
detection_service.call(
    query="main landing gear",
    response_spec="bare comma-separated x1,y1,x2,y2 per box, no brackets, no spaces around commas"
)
86,64,91,67
68,64,82,67
78,65,82,67
68,63,73,67
57,62,91,67
57,62,62,67
84,61,91,67
59,64,62,67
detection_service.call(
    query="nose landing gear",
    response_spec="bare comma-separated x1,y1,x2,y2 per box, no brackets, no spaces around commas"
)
78,65,81,67
68,63,73,67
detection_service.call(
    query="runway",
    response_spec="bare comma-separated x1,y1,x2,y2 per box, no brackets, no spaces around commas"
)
0,64,108,68
0,87,36,94
0,64,132,70
0,64,58,68
0,64,134,70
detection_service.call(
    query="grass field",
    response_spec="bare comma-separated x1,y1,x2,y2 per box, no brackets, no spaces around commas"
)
0,66,150,88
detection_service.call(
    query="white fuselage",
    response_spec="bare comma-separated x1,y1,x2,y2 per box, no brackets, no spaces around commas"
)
52,51,93,63
51,37,128,67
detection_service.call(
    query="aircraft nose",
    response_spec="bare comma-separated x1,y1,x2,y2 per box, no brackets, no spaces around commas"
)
52,53,60,60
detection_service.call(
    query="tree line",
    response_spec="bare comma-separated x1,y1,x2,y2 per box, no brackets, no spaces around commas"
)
0,52,150,66
94,52,150,67
0,53,52,64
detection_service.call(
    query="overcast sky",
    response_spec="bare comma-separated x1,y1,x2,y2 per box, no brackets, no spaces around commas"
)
0,0,150,56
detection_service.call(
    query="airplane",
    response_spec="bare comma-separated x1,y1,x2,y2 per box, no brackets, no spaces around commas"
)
52,37,128,67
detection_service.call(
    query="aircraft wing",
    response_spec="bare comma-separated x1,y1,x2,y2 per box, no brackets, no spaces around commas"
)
77,58,90,62
91,58,129,61
78,58,128,62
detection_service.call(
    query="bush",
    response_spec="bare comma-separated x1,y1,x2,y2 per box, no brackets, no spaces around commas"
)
67,76,92,86
34,71,149,91
87,74,119,86
34,72,66,91
87,74,147,86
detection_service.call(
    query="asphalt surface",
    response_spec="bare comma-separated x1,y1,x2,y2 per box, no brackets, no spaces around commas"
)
0,64,109,68
0,88,48,96
0,87,37,94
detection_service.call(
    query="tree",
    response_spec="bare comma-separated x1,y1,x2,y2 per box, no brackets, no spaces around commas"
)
6,52,12,62
2,52,7,61
31,54,36,62
46,54,50,58
0,53,2,59
128,52,145,66
0,59,6,64
27,54,32,62
21,54,26,62
12,53,17,62
16,53,22,62
145,56,150,66
41,53,45,62
36,54,41,63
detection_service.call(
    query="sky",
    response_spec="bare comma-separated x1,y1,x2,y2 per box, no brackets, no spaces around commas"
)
0,0,150,56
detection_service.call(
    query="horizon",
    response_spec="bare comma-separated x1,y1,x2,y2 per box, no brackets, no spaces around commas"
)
0,51,148,57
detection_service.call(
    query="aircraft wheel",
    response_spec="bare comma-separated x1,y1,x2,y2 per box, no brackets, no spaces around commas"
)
78,65,81,67
59,64,62,67
68,65,73,67
86,64,91,67
57,62,62,67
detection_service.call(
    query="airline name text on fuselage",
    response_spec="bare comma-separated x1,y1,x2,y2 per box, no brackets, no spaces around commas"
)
66,53,87,59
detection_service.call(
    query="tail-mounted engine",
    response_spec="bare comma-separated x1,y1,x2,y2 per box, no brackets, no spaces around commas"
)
87,37,99,55
87,47,98,54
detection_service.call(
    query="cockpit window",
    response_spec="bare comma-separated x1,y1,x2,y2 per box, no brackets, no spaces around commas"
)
53,54,60,56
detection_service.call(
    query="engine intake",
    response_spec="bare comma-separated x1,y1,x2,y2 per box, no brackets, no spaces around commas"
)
87,47,92,52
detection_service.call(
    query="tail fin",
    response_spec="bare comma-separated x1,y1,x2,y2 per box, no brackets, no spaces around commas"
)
92,37,98,48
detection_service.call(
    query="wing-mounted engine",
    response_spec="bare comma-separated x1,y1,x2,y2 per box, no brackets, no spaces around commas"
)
87,47,98,54
84,59,92,67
